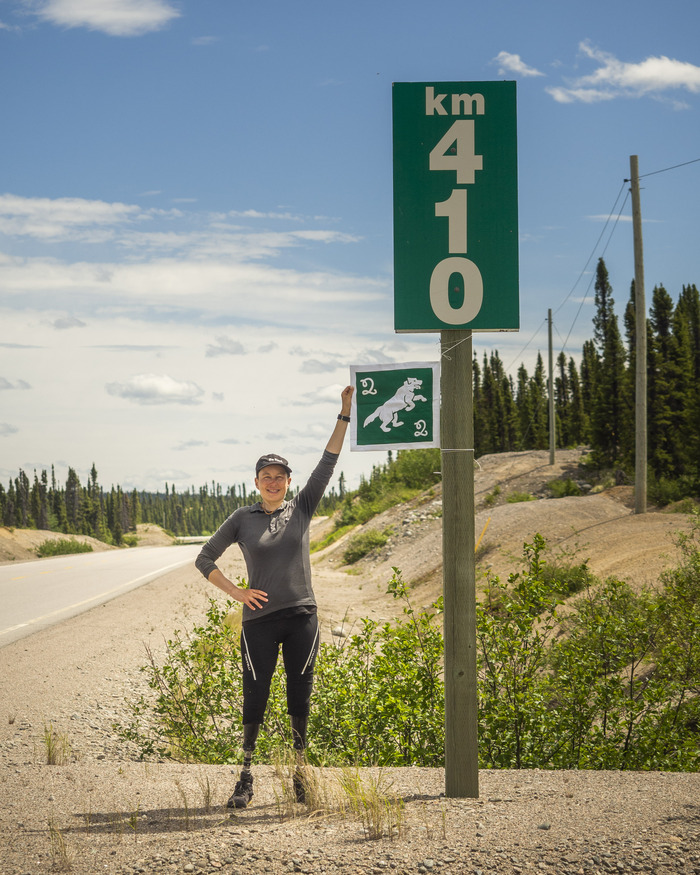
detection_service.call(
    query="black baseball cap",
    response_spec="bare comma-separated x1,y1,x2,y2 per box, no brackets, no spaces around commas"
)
255,454,292,476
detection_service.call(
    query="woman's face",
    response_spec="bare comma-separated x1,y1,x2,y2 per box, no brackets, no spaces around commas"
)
255,464,291,506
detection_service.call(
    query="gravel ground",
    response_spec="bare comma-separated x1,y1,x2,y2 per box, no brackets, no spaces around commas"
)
1,452,699,874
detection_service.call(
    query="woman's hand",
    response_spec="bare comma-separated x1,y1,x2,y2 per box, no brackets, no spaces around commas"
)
340,384,354,415
237,587,269,611
326,385,355,454
207,569,268,611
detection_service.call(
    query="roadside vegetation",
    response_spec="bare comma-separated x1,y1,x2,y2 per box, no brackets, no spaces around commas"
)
36,537,93,558
118,513,700,772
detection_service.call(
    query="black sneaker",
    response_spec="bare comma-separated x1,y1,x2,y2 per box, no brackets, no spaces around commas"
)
293,768,306,804
227,772,254,809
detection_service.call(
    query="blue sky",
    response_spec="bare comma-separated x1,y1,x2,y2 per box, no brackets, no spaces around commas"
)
1,0,699,495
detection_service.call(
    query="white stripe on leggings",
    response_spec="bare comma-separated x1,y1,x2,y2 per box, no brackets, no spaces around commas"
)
300,620,320,675
241,627,257,681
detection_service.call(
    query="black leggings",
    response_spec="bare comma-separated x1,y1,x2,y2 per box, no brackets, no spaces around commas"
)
240,612,320,725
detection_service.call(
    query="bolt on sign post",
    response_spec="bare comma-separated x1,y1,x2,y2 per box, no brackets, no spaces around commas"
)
392,81,519,799
349,362,440,452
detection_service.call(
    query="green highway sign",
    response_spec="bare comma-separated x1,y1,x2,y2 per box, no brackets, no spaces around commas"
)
393,81,519,333
350,362,440,451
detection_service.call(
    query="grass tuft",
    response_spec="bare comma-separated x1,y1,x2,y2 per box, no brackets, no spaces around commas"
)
336,768,405,840
48,818,73,871
43,724,72,765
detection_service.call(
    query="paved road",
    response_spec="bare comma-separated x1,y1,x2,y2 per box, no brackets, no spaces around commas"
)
0,545,202,648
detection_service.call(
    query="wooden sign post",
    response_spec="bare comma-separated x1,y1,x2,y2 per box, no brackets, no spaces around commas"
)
392,81,519,797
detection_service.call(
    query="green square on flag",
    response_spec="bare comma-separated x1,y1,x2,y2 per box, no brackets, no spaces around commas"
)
350,362,440,451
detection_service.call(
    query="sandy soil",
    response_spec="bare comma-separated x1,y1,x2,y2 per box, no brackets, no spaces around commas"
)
1,450,699,874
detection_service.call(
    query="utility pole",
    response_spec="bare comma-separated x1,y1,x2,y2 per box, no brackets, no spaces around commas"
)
629,156,647,514
548,309,555,465
440,329,478,798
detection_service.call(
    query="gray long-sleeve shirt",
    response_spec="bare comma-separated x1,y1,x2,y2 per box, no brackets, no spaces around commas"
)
195,450,338,623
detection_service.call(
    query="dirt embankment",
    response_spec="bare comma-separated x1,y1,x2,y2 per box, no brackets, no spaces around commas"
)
309,448,696,635
0,523,175,565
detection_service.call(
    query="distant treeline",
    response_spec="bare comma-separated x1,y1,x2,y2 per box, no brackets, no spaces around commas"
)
2,259,698,544
0,459,349,546
472,261,700,504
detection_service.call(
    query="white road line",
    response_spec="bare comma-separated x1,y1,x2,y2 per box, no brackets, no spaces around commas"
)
0,558,189,638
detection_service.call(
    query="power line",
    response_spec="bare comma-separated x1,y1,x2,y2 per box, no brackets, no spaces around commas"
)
558,188,631,356
555,155,699,360
494,156,699,376
625,156,700,182
505,316,547,374
553,181,627,318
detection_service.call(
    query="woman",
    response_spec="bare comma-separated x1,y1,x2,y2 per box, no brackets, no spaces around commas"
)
195,385,354,808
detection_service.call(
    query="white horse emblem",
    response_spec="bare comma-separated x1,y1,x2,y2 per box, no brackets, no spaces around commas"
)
363,377,428,433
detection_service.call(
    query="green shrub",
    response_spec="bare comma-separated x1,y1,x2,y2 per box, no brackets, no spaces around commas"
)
342,528,393,564
483,485,501,507
117,570,445,766
506,491,536,504
649,474,700,507
548,478,583,498
310,524,356,553
336,486,419,528
665,497,700,514
119,521,700,773
540,544,596,595
36,538,93,557
478,522,700,771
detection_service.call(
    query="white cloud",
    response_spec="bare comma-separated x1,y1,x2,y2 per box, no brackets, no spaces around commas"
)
228,209,303,222
547,42,700,105
0,195,381,334
493,51,545,78
0,195,358,262
27,0,180,37
205,336,246,357
546,86,616,104
299,358,344,374
353,347,398,365
105,374,205,405
289,384,350,407
0,194,141,240
0,251,386,333
0,423,19,437
0,378,32,390
52,315,86,329
174,440,208,451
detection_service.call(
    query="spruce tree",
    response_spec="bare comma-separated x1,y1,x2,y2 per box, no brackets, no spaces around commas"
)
515,363,533,448
676,284,700,478
589,259,627,467
555,352,571,447
566,357,587,446
579,339,598,445
529,353,549,450
648,285,676,477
